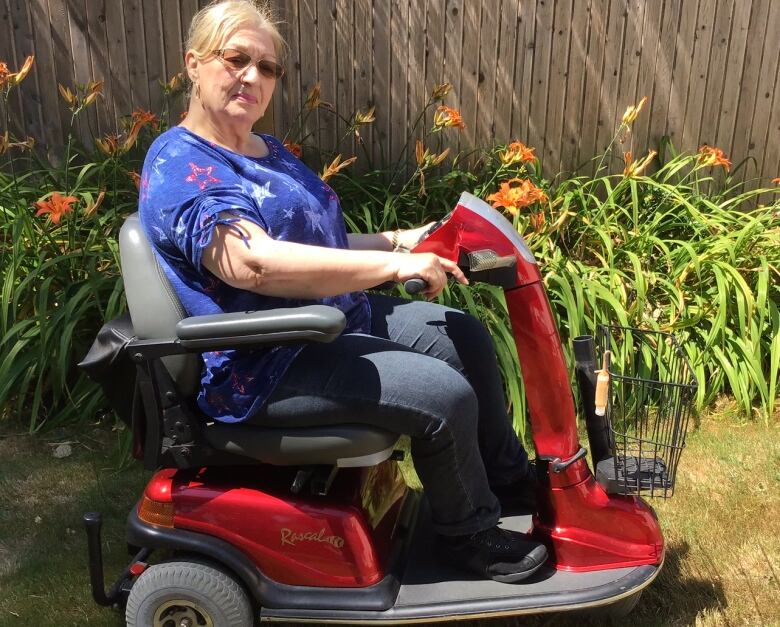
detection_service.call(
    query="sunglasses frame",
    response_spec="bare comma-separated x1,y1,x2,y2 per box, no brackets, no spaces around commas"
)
212,48,285,80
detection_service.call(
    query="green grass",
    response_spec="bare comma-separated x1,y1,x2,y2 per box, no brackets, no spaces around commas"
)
0,404,777,626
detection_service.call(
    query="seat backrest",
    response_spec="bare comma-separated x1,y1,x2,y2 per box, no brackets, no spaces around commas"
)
119,213,200,396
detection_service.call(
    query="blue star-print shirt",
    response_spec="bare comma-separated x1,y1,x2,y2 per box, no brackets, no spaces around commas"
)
138,126,371,422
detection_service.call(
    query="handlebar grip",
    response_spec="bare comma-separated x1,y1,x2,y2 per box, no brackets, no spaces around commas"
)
404,278,428,294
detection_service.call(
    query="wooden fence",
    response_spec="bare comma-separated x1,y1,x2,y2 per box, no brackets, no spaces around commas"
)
2,0,779,182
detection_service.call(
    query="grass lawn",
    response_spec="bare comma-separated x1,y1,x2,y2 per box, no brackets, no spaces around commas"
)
0,403,778,627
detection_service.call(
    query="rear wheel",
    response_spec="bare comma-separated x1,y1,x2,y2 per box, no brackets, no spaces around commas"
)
125,560,253,627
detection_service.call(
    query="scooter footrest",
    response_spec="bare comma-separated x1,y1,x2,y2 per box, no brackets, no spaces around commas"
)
596,455,671,495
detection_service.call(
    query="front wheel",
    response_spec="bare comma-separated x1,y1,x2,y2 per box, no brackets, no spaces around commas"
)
125,560,253,627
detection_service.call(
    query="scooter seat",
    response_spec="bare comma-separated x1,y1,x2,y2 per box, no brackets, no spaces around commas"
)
112,213,398,470
202,421,398,467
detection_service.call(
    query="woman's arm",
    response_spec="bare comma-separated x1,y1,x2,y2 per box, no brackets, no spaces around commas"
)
202,218,466,299
346,223,435,252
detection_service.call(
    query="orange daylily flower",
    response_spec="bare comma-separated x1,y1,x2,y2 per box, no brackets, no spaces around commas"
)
304,82,331,109
320,154,357,182
621,96,647,126
283,140,302,158
95,133,121,157
82,80,103,107
771,177,779,185
415,140,449,167
431,83,452,100
83,190,106,216
0,56,33,90
0,132,34,155
698,145,731,171
623,150,657,178
354,106,376,125
500,141,536,165
131,108,160,130
433,105,466,130
160,72,185,95
58,83,77,108
34,192,79,225
486,178,548,216
129,170,141,190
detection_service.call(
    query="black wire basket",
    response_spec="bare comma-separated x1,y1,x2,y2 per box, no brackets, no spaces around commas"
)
594,326,698,498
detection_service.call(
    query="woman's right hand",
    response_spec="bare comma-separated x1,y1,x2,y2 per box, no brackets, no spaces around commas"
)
393,252,468,298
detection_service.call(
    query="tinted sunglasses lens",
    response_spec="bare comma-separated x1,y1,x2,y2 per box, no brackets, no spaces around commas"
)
220,49,251,70
258,59,284,79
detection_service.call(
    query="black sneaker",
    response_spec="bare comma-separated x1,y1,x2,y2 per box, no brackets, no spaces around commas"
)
490,464,538,514
435,526,548,583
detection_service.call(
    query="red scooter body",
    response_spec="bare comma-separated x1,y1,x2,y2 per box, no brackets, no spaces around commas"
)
87,196,666,623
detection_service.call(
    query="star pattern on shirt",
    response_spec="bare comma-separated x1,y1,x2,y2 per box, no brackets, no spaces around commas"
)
251,181,276,208
303,208,325,236
186,162,221,190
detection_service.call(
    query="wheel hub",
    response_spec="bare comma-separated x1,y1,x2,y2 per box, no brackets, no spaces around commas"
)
153,599,214,627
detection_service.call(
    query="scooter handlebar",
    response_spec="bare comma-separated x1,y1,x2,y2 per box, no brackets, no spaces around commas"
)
403,278,428,294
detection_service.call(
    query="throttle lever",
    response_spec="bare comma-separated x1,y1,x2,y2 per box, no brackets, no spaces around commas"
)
403,278,428,294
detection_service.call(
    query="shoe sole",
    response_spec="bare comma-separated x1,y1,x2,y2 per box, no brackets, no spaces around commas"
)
490,558,546,584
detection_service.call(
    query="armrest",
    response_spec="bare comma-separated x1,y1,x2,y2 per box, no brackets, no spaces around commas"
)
126,305,346,361
176,305,346,348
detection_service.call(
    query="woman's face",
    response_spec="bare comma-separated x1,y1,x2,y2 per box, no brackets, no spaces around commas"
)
186,26,278,127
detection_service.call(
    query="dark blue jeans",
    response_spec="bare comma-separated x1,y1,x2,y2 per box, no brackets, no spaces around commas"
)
248,294,530,536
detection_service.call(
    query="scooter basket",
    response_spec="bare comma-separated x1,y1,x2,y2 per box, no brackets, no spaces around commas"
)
595,326,697,498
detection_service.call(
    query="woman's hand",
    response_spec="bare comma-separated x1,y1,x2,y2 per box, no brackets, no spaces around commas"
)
393,252,468,299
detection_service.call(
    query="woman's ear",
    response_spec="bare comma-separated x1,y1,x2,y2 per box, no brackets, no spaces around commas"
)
184,51,199,84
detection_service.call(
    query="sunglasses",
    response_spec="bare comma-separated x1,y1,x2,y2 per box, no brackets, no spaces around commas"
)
212,48,285,80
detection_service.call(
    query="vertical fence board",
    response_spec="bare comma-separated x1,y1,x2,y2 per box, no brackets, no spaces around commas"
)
353,0,373,163
579,0,608,169
371,0,391,166
647,0,680,151
102,0,130,126
458,0,480,150
493,0,520,143
408,0,426,155
615,0,646,159
141,1,165,116
423,0,445,136
563,0,592,171
730,0,771,181
679,0,715,154
593,0,625,160
297,0,318,149
526,0,552,158
755,0,780,185
697,0,731,173
46,0,77,150
6,0,44,143
388,0,408,163
665,0,697,148
544,0,573,172
714,0,751,151
335,0,354,155
441,0,463,157
316,0,336,155
84,0,112,137
632,0,662,156
27,0,62,152
122,0,149,112
512,0,536,141
476,0,500,149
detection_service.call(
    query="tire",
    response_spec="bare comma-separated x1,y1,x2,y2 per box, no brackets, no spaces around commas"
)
125,560,253,627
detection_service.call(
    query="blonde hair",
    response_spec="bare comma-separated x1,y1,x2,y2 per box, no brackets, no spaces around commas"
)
186,0,287,62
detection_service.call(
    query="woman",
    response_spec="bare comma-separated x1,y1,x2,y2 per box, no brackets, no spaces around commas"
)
139,0,547,583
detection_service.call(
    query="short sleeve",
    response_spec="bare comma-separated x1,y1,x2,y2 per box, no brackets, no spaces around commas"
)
140,137,268,272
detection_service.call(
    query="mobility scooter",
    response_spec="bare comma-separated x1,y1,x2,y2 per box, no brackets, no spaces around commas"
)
81,192,696,625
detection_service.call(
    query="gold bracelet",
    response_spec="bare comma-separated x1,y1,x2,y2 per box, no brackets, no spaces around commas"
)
392,229,401,250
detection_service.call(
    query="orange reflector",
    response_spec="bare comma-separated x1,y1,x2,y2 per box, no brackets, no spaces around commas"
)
138,496,175,527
